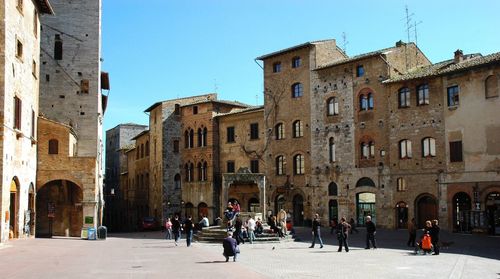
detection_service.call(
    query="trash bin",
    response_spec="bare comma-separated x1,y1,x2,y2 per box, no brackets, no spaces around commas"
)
87,227,97,240
97,226,107,240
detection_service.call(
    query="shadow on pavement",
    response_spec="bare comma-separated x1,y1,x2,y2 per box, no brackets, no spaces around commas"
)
196,260,231,264
291,226,500,261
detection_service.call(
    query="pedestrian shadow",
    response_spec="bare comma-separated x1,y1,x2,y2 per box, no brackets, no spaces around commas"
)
310,251,336,253
196,260,229,264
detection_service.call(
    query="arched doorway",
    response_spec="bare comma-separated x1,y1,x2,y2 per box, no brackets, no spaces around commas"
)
274,195,285,216
329,200,338,222
228,183,259,214
27,183,35,236
395,201,408,229
415,194,438,228
197,202,208,222
36,180,83,237
357,192,376,226
453,192,471,233
9,178,20,238
248,198,259,212
292,194,304,226
486,192,500,235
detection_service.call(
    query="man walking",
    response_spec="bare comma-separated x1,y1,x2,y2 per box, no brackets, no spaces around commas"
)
309,213,324,249
430,219,440,255
184,216,194,247
246,216,256,244
337,217,351,252
365,216,377,249
407,218,416,247
172,215,181,246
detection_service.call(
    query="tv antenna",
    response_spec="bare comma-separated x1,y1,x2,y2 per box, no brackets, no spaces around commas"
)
214,79,218,93
342,32,349,54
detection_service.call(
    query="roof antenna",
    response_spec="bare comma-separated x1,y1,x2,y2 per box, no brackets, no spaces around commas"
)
413,20,422,66
255,94,259,106
342,32,349,54
214,79,218,93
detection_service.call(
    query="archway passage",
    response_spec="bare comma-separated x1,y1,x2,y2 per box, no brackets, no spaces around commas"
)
357,192,376,226
453,192,471,233
329,200,338,223
228,183,260,213
396,201,408,229
27,184,35,236
292,194,304,226
36,180,83,237
486,192,500,235
9,179,20,238
415,194,438,228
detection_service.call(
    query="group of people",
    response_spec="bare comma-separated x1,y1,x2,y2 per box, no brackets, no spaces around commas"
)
408,218,440,255
164,215,196,247
310,214,377,252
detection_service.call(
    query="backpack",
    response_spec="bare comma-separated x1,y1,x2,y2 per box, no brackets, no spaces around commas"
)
421,234,432,250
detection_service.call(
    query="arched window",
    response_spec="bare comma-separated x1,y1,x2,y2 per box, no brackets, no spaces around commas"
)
368,93,374,109
203,161,208,181
203,127,207,147
189,162,194,181
328,182,338,196
197,162,203,181
292,83,303,98
184,130,189,148
145,141,150,156
276,155,285,175
293,154,305,175
399,139,412,159
197,128,203,147
48,139,58,154
417,84,429,105
275,123,284,140
397,177,407,191
189,129,194,148
359,95,368,111
398,87,410,108
422,137,436,157
293,120,303,138
185,163,193,182
327,97,339,116
360,140,375,159
329,137,336,162
485,75,499,98
356,177,375,187
174,174,181,189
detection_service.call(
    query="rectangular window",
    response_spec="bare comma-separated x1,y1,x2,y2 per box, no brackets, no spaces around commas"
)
292,57,301,68
16,39,23,60
250,123,259,140
32,60,37,78
449,141,463,162
80,79,89,94
33,9,38,37
17,0,23,13
417,84,429,105
54,35,62,60
173,140,179,153
227,126,235,143
14,96,22,130
356,65,364,77
193,106,198,114
250,160,259,173
31,109,35,138
447,85,459,107
273,62,281,73
227,161,235,173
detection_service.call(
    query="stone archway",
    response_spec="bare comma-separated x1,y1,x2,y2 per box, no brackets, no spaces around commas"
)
222,168,266,218
9,178,20,238
36,180,83,237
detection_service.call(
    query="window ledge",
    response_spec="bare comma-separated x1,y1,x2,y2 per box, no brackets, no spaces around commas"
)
30,137,37,145
448,106,459,110
14,129,23,139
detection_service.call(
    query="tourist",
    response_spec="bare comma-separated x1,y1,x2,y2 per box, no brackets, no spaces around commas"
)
223,231,239,262
184,215,194,247
349,217,359,234
172,215,182,246
233,201,241,215
365,216,377,249
233,215,245,245
255,218,264,235
164,217,172,240
407,218,417,247
246,216,256,244
199,215,209,228
337,217,351,252
309,213,324,249
330,218,338,234
430,219,440,255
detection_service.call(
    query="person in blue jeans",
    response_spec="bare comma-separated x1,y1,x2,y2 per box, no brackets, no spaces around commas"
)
309,213,324,248
172,215,182,246
184,216,194,247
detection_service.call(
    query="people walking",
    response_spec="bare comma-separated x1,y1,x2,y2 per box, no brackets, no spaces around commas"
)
365,216,377,249
430,219,440,255
337,217,351,252
407,218,417,247
233,215,245,245
184,216,194,247
222,231,239,262
309,213,324,248
349,218,359,234
246,216,256,244
172,215,182,246
165,217,172,240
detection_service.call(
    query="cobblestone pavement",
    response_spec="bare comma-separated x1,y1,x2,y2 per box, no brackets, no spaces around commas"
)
0,227,499,279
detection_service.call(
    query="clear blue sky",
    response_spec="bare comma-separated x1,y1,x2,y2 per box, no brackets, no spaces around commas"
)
102,0,500,132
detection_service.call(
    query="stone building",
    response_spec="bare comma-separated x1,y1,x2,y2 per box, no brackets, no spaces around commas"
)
104,123,147,231
0,0,53,243
256,40,347,225
38,0,107,232
179,99,248,222
311,42,431,228
385,50,500,233
215,106,266,216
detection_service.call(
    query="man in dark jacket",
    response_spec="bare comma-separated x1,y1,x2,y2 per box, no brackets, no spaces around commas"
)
223,231,239,262
429,219,440,255
365,216,377,249
172,215,182,246
184,216,194,247
309,213,324,248
337,217,351,252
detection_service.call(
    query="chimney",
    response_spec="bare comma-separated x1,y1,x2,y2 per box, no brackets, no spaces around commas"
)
395,40,405,47
454,49,464,63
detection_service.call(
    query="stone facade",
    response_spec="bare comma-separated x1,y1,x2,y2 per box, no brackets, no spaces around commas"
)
39,0,105,229
0,0,52,243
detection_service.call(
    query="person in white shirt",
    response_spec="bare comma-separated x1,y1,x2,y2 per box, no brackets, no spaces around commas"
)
199,215,210,228
246,217,256,244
